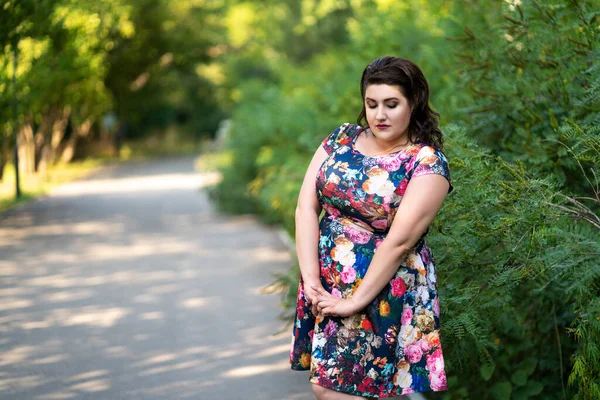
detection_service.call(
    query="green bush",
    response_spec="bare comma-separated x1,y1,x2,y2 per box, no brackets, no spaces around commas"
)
429,125,599,399
207,1,600,398
451,0,599,195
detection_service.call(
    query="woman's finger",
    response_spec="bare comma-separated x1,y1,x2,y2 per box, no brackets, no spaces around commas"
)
319,300,333,310
311,285,327,296
322,306,336,317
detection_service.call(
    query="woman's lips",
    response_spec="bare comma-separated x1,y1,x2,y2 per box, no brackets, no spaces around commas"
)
376,124,390,130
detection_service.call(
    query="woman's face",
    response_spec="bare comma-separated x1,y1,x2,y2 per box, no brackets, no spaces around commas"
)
364,84,412,144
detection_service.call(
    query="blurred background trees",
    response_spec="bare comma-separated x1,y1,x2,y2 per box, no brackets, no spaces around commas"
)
0,0,224,181
2,0,599,398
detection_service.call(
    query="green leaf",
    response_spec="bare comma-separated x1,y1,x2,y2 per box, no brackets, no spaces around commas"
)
511,369,528,386
522,380,544,396
490,381,512,400
521,358,537,376
480,362,495,381
512,391,530,400
549,108,559,130
512,381,545,400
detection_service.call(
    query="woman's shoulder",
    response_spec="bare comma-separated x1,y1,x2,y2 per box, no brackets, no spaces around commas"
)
407,142,446,161
335,122,362,139
408,142,452,190
322,123,361,152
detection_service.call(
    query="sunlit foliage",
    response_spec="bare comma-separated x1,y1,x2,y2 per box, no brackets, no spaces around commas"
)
211,1,600,399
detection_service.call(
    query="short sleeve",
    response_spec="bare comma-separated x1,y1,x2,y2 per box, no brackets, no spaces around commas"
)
411,146,453,193
321,123,351,155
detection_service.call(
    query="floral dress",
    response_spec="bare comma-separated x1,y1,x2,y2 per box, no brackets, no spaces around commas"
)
290,123,452,398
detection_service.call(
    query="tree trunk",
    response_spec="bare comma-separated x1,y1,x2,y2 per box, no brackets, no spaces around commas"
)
49,106,71,165
33,108,59,174
0,52,8,182
18,122,35,174
60,119,92,164
0,131,7,182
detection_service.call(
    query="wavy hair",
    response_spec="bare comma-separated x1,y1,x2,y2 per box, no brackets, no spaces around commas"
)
357,56,444,150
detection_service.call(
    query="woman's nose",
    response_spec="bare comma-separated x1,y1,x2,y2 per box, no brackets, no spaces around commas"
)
376,106,386,120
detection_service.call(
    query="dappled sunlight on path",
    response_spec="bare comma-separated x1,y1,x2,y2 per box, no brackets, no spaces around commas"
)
0,156,310,399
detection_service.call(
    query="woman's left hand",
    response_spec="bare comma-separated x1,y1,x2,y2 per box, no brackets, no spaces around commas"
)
312,286,360,317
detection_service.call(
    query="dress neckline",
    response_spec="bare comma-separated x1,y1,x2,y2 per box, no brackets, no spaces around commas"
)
351,126,417,158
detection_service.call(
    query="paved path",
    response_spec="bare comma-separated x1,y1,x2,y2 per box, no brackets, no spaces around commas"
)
0,156,312,400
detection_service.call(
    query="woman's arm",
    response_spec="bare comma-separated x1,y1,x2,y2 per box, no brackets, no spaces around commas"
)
314,173,450,317
296,145,329,314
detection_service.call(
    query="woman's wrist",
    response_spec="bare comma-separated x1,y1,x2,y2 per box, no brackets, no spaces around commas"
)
348,297,365,314
347,291,371,312
303,279,321,289
301,273,321,286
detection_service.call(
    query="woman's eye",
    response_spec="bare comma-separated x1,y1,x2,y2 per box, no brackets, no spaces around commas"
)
367,103,397,109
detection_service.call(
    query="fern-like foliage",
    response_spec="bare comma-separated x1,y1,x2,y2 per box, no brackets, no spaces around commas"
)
452,0,599,197
429,124,600,400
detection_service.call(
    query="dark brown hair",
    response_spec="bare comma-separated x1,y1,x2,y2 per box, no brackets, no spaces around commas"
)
357,56,444,150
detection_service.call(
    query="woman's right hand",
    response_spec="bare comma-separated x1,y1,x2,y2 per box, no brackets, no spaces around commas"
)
303,281,324,317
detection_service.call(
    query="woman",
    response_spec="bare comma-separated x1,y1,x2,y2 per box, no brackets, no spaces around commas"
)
290,56,452,399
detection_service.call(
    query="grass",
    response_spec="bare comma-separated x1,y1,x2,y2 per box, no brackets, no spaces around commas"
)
194,148,232,172
0,158,106,212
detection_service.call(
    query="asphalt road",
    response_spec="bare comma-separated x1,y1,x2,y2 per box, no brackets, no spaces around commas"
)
0,156,313,400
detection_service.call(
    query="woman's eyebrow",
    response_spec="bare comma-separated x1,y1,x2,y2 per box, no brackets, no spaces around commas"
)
365,97,400,102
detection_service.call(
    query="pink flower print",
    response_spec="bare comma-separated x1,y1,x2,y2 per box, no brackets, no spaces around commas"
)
372,219,388,230
343,225,371,244
398,150,412,162
418,338,431,353
340,265,356,284
401,308,413,326
422,247,432,265
433,296,440,317
331,288,342,298
426,349,445,375
380,155,402,172
322,203,341,218
404,343,423,363
299,282,306,297
391,277,407,297
324,319,338,338
430,371,448,391
382,199,391,213
401,387,415,396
